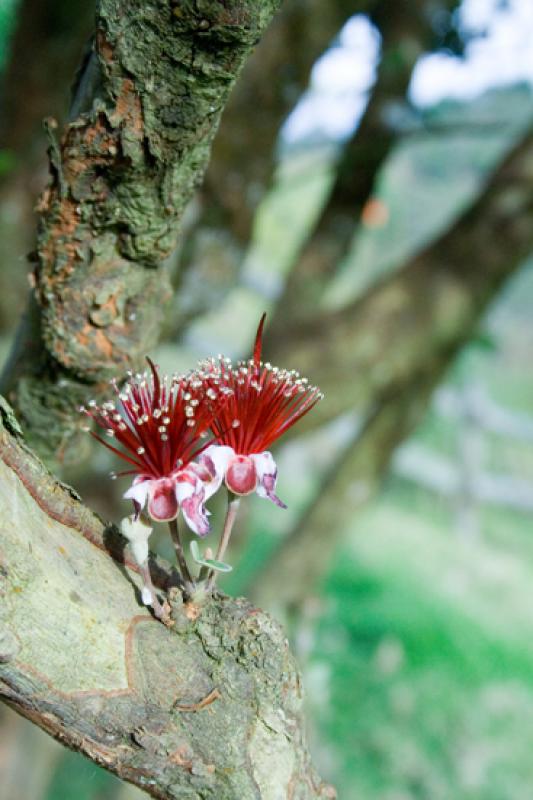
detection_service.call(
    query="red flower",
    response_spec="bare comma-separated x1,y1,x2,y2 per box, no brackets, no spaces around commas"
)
192,314,323,506
81,359,230,533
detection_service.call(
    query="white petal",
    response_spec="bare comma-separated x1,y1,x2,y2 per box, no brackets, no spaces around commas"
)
120,514,153,565
176,472,210,537
175,473,198,503
251,451,277,483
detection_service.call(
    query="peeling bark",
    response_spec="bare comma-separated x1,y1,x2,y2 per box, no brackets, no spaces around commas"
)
0,400,334,799
1,0,281,465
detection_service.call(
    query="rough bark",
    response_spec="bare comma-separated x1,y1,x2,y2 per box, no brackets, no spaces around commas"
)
0,398,334,800
252,129,533,610
269,0,447,331
172,0,364,331
0,0,281,466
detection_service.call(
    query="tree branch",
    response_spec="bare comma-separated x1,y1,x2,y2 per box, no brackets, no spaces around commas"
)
268,0,443,330
0,397,334,799
1,0,281,466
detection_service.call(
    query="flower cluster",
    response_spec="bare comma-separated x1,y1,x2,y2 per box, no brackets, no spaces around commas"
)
84,315,322,534
83,315,322,606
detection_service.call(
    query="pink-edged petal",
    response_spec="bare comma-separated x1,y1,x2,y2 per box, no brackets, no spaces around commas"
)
225,455,258,496
251,451,287,509
124,476,151,518
147,478,179,522
176,471,210,537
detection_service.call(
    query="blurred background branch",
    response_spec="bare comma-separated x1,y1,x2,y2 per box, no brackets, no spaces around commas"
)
0,0,93,336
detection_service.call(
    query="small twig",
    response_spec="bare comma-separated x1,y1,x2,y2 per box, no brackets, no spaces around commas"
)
174,688,221,712
206,494,240,592
168,518,194,594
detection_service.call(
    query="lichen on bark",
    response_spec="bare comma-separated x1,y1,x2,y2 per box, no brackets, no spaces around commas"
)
1,0,282,466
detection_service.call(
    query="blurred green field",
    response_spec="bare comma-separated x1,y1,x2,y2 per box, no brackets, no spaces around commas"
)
0,0,18,72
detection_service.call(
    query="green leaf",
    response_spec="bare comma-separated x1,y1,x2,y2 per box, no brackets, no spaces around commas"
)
190,540,202,562
190,540,232,573
202,559,233,573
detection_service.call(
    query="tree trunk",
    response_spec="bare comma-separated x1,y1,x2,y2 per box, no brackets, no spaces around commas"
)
0,0,281,467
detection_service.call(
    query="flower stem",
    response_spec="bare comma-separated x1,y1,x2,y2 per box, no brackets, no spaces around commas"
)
168,518,194,594
207,494,241,592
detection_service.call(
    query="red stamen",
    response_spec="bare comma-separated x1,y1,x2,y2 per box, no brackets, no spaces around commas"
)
253,313,267,372
82,363,230,480
193,315,323,455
